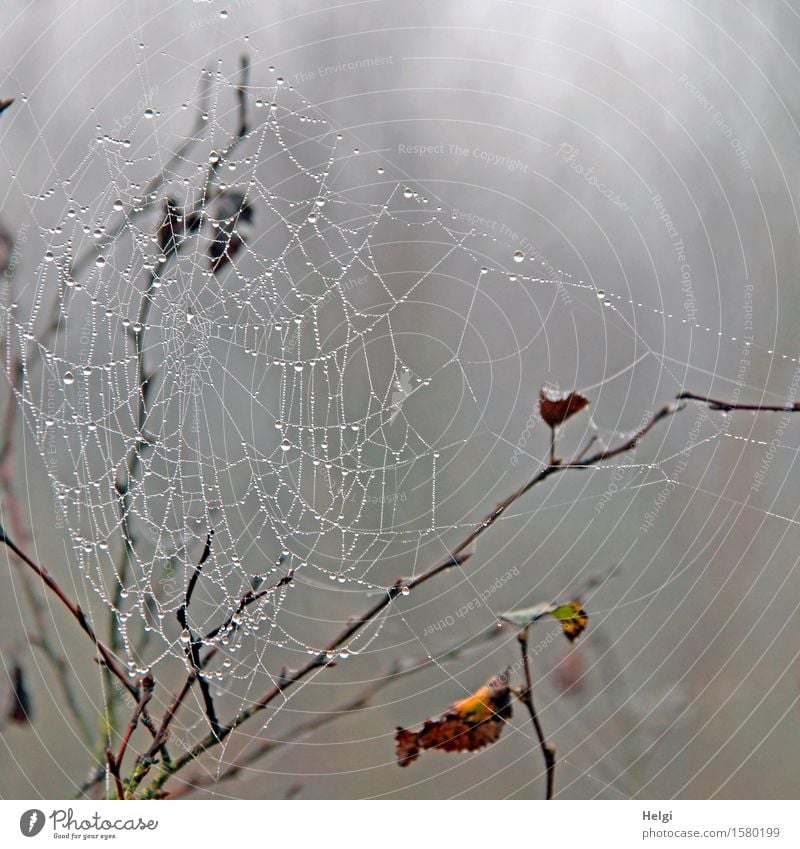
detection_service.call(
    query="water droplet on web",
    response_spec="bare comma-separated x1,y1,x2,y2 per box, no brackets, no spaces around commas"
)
403,187,413,199
513,250,525,263
62,372,75,386
44,251,54,263
280,438,291,451
113,199,123,211
96,256,106,268
596,289,605,299
144,108,154,119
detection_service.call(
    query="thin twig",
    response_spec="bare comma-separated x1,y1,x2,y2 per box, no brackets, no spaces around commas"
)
0,525,160,743
139,401,683,797
122,565,294,793
517,629,556,799
115,672,155,778
167,630,502,798
106,748,125,802
176,532,222,738
0,525,137,698
108,57,252,755
677,391,800,413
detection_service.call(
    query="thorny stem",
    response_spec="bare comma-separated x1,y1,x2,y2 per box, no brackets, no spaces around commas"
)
517,629,556,800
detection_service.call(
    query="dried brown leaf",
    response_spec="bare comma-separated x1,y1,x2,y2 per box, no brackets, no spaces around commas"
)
395,670,512,766
539,388,590,427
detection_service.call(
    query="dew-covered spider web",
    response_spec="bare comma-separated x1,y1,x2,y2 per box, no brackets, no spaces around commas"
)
6,65,593,691
7,60,800,785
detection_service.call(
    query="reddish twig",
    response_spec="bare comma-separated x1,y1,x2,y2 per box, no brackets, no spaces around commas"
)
0,525,161,742
115,672,155,778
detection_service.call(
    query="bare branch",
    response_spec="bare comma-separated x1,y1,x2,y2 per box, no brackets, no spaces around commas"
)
677,391,800,413
138,402,684,797
517,630,556,800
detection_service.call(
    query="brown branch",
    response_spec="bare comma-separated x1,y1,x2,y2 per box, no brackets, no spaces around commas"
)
167,629,503,798
517,629,556,800
123,565,295,795
115,672,155,778
0,525,160,745
107,673,155,801
109,58,253,758
106,748,125,801
0,415,94,742
165,668,401,798
176,533,222,739
0,525,138,699
138,401,683,797
677,391,800,413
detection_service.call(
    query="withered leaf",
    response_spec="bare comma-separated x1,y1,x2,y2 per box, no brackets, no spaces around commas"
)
207,191,253,273
502,599,588,642
395,670,512,767
0,224,13,277
549,601,588,642
539,388,590,427
157,197,201,257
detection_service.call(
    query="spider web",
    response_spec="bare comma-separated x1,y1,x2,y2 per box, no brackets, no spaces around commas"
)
8,60,799,797
6,65,581,692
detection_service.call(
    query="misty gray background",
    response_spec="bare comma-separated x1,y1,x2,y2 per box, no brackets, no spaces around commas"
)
1,0,799,800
